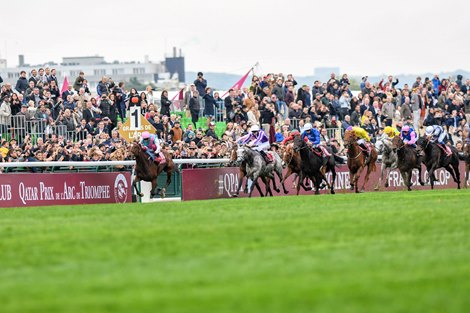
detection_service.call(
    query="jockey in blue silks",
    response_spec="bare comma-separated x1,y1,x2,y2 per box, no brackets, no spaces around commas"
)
400,125,417,148
238,124,271,162
140,131,166,164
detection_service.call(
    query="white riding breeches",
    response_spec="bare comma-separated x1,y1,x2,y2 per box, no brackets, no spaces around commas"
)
254,141,270,152
357,138,366,145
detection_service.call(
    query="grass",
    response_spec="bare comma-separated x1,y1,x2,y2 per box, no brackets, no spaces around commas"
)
1,189,469,313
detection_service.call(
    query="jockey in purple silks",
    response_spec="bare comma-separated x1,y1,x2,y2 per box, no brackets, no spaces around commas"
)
238,124,271,162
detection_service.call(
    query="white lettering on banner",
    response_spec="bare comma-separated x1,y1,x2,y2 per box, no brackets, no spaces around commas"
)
324,172,351,189
387,169,451,187
39,182,54,200
79,182,110,199
0,184,12,201
18,183,39,205
62,182,76,200
218,173,239,197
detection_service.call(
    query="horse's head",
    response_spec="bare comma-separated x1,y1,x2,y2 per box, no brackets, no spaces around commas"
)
375,136,385,154
343,130,356,147
416,136,429,153
292,134,304,152
281,143,294,167
391,136,404,151
130,143,143,158
236,145,247,163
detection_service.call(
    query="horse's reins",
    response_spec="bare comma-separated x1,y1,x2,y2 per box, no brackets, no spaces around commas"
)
345,139,362,160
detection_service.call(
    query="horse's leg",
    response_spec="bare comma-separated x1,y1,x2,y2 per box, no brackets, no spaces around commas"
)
445,163,460,189
402,170,411,191
313,173,322,195
282,167,293,194
276,165,287,194
349,168,355,191
375,163,385,191
264,176,274,197
355,166,365,193
329,164,336,195
150,179,158,198
428,165,436,190
270,172,280,194
296,173,303,195
361,163,374,192
249,175,259,198
416,163,425,186
233,170,245,197
133,177,143,198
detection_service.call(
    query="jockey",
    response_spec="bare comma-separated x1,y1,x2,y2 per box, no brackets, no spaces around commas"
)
346,126,371,161
301,123,320,147
400,125,417,147
425,125,451,155
238,124,271,162
384,126,400,139
140,131,166,164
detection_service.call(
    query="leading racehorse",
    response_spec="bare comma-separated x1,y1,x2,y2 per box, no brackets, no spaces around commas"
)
343,130,377,193
130,143,176,198
416,136,461,189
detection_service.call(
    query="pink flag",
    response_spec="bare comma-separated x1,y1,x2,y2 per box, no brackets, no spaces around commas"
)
222,68,253,98
60,76,69,95
171,87,184,101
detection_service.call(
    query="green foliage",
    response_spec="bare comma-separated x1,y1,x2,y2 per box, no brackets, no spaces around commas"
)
1,190,469,313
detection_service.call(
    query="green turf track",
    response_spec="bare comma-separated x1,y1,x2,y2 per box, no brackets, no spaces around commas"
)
1,189,469,313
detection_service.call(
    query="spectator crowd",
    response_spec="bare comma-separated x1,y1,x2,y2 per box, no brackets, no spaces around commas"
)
1,68,470,168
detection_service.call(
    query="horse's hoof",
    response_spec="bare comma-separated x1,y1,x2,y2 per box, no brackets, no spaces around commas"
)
385,183,389,188
320,183,326,189
331,189,335,195
139,193,144,197
232,193,239,198
350,186,354,191
374,186,379,191
284,190,289,194
275,188,280,193
420,182,425,186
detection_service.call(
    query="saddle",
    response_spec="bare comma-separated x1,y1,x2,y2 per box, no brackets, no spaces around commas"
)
265,151,274,163
154,152,167,165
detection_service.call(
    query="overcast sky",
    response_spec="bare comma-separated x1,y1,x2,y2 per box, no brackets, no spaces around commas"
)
1,0,469,76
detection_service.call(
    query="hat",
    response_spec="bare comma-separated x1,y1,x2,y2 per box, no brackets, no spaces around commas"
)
315,93,321,97
102,116,110,121
209,122,215,126
174,120,180,124
21,104,28,108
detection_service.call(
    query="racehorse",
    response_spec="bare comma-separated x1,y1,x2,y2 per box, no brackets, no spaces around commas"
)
391,136,425,191
374,135,397,190
293,134,337,195
280,143,312,193
236,145,285,197
343,130,377,193
416,136,461,189
130,143,176,198
228,145,265,197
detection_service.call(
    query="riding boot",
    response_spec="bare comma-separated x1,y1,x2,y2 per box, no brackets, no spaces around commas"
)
260,150,269,164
